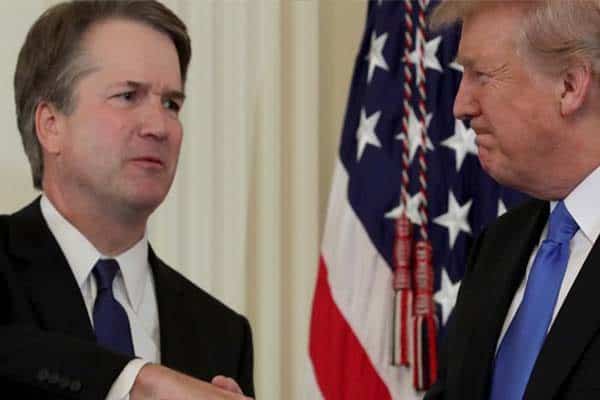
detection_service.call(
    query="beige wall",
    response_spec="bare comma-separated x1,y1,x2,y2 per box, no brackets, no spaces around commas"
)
319,0,366,239
0,2,42,212
280,0,367,244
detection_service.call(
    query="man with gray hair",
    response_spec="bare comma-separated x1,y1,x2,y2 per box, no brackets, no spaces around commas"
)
1,1,253,399
427,1,600,399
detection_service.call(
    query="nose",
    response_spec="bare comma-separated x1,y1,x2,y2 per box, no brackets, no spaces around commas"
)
453,76,480,121
139,98,170,140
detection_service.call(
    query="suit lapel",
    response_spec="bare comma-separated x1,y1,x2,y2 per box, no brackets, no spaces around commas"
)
7,198,95,341
459,200,548,399
149,250,186,368
150,248,214,379
525,233,600,399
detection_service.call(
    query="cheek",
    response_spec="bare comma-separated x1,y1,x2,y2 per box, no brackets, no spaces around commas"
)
92,106,131,141
70,116,127,165
170,122,183,155
485,106,529,152
509,115,551,157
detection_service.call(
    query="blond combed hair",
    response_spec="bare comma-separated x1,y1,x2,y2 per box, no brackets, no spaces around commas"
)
430,0,600,76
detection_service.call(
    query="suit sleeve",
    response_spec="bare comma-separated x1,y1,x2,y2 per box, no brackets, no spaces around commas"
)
236,316,255,397
424,228,487,400
0,251,133,400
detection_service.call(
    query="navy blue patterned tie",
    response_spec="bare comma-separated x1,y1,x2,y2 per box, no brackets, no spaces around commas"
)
490,201,578,399
92,259,135,356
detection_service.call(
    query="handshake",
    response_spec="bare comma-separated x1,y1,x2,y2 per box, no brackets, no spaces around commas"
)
131,364,253,400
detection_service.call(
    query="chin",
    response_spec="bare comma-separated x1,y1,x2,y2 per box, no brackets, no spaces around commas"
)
478,154,493,177
480,157,510,186
115,172,174,212
123,186,169,212
487,168,529,195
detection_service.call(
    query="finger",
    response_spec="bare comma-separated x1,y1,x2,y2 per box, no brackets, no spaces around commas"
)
211,375,243,394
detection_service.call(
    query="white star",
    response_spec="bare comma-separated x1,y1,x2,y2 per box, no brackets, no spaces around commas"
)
441,119,478,171
434,191,472,249
434,267,461,325
366,32,389,83
385,192,423,225
407,35,443,82
498,199,507,217
395,107,434,162
449,60,464,73
356,109,382,161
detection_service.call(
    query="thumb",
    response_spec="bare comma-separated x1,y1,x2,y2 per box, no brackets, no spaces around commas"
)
211,375,243,394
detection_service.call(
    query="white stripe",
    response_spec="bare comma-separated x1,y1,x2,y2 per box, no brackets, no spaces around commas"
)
393,291,414,366
319,159,423,400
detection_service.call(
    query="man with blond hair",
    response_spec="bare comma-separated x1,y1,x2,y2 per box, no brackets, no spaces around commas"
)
427,1,600,399
1,1,253,399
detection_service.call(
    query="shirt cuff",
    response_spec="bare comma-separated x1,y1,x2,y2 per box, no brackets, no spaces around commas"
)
105,358,150,400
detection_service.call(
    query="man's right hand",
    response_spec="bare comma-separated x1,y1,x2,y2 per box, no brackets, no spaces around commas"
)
131,364,252,400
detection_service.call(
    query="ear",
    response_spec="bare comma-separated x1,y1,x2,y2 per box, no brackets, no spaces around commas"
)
34,101,64,155
559,62,592,116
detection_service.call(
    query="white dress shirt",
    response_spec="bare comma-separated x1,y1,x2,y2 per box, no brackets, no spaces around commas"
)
40,195,161,400
496,165,600,351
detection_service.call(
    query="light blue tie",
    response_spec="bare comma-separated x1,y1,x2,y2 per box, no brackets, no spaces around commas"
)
489,201,578,400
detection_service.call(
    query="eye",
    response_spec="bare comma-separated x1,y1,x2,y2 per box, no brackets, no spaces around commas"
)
113,90,138,102
162,98,182,113
474,71,490,85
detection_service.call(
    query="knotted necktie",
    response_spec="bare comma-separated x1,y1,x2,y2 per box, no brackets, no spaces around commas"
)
92,259,135,356
489,201,578,400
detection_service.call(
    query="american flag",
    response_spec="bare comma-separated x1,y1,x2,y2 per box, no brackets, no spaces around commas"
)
307,1,527,399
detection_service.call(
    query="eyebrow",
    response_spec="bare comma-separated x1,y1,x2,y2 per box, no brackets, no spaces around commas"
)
121,80,186,102
454,55,472,69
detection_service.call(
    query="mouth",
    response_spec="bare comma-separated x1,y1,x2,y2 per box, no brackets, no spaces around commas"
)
469,123,486,135
471,127,492,145
130,156,165,169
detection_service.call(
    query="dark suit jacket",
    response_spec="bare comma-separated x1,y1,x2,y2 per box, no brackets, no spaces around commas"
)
426,199,600,400
0,198,254,399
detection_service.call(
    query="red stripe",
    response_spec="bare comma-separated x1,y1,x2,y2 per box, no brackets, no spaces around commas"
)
413,316,421,389
309,256,392,400
427,315,438,385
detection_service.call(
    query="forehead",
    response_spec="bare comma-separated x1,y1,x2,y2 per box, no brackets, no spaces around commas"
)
456,4,526,68
80,18,182,90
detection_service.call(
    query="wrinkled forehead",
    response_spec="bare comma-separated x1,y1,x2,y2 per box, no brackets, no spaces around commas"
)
456,4,527,68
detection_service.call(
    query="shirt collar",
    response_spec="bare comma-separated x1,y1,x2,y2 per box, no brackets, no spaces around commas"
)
40,195,149,312
562,165,600,244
